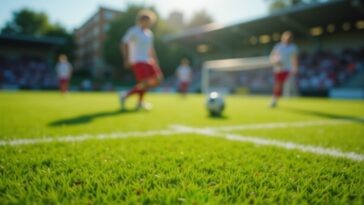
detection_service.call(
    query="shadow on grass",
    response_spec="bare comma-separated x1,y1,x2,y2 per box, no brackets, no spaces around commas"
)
280,107,364,124
48,109,138,127
208,114,229,120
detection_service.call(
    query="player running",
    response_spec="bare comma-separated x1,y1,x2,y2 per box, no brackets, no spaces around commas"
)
269,31,299,108
120,9,163,110
176,58,192,97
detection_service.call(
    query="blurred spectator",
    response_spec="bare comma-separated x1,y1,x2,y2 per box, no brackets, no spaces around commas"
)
298,47,364,92
56,54,72,94
0,55,57,89
176,58,192,96
81,79,92,91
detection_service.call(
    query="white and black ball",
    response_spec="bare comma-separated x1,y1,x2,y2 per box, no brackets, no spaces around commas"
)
206,92,225,116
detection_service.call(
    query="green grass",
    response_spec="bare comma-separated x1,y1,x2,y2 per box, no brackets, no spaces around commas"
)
0,91,364,204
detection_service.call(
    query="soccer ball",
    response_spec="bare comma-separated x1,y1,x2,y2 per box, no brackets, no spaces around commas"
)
206,92,225,116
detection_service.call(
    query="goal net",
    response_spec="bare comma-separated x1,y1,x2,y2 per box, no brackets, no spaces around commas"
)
201,56,273,94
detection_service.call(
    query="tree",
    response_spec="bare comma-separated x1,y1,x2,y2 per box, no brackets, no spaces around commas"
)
187,10,214,28
44,23,76,62
1,8,75,62
1,8,49,35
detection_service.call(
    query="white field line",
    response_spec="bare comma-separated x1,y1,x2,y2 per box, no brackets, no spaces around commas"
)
209,120,352,131
171,125,364,162
0,120,351,146
0,130,178,146
0,119,363,161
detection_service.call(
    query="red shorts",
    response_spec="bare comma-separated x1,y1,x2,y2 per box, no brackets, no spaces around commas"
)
274,71,290,84
179,81,189,93
59,78,69,85
132,62,162,82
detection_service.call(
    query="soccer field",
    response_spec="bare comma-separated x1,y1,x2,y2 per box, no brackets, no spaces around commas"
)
0,92,363,204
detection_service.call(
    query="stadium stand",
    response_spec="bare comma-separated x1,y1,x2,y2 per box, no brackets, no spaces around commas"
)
0,34,65,89
163,0,364,97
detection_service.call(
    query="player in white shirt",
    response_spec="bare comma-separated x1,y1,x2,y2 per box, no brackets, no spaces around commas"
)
120,9,163,110
56,54,72,94
176,58,192,96
269,31,299,107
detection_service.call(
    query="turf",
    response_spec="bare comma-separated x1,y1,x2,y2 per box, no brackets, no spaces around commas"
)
0,91,363,204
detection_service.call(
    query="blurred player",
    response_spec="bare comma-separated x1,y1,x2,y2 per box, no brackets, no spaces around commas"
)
176,58,192,97
269,31,299,108
120,9,163,110
56,54,72,94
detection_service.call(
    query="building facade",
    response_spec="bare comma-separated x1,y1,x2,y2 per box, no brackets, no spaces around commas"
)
74,7,122,78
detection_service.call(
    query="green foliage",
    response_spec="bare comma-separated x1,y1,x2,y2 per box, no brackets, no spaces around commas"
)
1,8,49,35
0,92,364,204
154,40,191,77
44,23,76,62
187,10,214,28
1,8,76,62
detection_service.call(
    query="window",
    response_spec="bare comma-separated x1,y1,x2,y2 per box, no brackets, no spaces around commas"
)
197,44,209,53
94,27,100,37
104,11,113,20
327,24,335,33
249,36,258,45
342,22,351,31
356,20,364,30
310,27,323,36
93,41,99,50
104,24,111,32
259,35,271,44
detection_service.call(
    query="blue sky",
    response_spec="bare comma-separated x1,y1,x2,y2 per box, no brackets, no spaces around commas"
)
0,0,268,31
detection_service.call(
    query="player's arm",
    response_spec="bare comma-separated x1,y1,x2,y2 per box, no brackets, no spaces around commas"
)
269,46,280,66
269,47,276,63
121,28,133,69
121,42,131,69
150,47,159,66
269,51,274,63
291,53,299,75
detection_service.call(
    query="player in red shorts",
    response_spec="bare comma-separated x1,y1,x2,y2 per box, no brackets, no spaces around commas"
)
176,58,192,97
120,9,163,110
56,54,72,94
269,31,299,108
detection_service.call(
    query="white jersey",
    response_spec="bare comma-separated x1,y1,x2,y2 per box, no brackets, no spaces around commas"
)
177,65,192,82
271,42,298,72
56,62,72,79
122,25,153,64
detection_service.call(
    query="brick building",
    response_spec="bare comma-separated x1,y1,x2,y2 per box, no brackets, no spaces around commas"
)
74,7,122,78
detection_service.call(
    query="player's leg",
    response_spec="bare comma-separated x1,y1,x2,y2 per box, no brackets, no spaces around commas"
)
60,79,67,94
64,79,69,93
120,63,147,109
180,81,188,96
135,63,163,110
270,71,289,107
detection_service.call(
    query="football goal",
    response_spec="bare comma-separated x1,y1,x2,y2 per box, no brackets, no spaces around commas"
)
201,56,272,94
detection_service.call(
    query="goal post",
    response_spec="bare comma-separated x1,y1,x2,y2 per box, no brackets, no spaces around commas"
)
201,56,272,94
